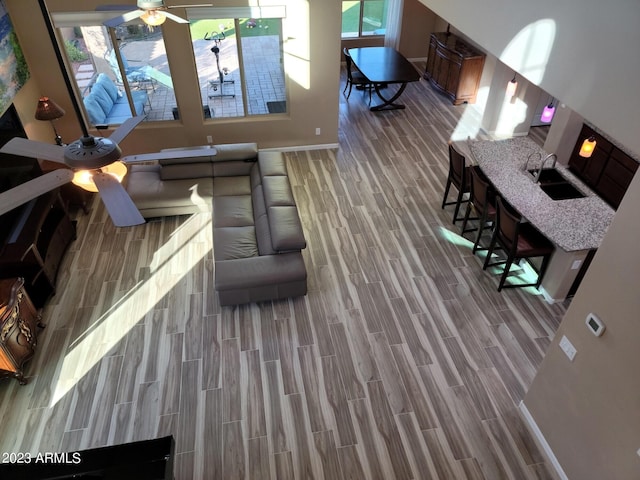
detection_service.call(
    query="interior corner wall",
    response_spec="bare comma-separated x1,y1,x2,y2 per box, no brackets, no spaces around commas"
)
523,166,640,479
418,0,640,157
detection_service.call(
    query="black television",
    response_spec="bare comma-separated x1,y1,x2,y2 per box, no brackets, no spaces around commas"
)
0,152,43,248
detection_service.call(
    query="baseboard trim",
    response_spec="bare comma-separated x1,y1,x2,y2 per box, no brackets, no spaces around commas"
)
261,143,339,153
519,401,568,480
538,286,565,304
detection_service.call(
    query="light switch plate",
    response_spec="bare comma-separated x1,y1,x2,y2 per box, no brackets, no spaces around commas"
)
559,335,577,361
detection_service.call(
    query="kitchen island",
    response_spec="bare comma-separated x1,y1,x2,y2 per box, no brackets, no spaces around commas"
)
468,137,615,301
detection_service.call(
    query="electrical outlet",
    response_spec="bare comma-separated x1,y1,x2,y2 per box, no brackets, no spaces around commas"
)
206,135,213,144
315,127,321,135
559,335,577,361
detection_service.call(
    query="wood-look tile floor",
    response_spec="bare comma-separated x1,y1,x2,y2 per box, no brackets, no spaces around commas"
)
0,66,568,479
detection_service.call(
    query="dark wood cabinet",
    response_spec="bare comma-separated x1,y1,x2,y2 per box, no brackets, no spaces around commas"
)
0,277,43,384
568,124,638,209
424,32,485,105
0,189,76,308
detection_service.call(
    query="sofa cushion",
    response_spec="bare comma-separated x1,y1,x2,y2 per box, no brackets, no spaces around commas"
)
83,96,106,124
214,226,258,259
126,164,213,211
213,195,255,228
161,163,214,180
105,101,146,124
263,175,296,206
214,142,258,161
96,73,120,102
213,176,252,196
267,206,307,251
90,83,114,117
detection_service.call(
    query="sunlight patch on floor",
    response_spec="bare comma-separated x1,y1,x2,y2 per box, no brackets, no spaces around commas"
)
51,214,213,406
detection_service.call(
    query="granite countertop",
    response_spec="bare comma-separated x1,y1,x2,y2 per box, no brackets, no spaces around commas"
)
468,137,615,251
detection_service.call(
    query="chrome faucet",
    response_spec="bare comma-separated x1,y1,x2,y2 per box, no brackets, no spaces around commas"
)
534,153,558,183
523,152,541,172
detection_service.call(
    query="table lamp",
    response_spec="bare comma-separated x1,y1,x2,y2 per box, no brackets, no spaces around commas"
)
35,96,65,145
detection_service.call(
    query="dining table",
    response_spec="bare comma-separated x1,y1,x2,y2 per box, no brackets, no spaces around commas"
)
348,47,421,111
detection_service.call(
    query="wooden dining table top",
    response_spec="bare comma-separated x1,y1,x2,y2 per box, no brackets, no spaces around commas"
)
348,47,420,84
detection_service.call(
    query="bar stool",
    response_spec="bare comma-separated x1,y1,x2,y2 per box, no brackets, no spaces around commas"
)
460,166,496,253
483,196,555,291
441,143,472,224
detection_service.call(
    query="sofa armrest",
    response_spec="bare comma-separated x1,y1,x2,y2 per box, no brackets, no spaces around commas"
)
215,253,306,291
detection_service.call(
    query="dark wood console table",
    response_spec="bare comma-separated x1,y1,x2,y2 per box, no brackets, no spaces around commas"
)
424,32,485,105
0,277,43,384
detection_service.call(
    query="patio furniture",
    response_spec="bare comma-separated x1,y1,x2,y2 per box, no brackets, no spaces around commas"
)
106,48,156,91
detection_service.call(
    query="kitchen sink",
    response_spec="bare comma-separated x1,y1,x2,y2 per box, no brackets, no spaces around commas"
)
539,182,586,200
527,168,567,184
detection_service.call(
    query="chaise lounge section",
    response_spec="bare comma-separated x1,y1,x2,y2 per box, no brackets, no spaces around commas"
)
124,143,307,306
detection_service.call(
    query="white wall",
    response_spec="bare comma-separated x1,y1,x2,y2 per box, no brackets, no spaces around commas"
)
419,0,640,156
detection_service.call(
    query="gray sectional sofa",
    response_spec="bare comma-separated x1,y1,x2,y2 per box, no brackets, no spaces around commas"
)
124,143,307,306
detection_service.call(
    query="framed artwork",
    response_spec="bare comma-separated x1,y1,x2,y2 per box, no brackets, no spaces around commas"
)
0,0,29,117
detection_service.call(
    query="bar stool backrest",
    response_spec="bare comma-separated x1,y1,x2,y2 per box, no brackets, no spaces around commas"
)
470,166,494,216
495,196,521,254
448,144,467,190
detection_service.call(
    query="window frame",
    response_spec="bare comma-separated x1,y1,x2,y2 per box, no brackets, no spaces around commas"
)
341,0,388,39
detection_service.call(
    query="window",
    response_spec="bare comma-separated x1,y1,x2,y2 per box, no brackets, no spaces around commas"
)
53,12,177,126
342,0,389,38
187,8,287,118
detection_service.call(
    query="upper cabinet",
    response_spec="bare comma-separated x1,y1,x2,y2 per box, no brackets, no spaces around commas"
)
424,32,485,105
568,124,639,209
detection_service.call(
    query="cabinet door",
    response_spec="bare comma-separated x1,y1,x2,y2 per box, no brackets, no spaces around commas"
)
425,37,437,78
433,48,451,90
582,149,608,186
445,57,462,96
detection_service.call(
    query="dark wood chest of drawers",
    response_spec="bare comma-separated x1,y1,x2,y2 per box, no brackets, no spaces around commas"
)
0,277,43,384
424,32,485,105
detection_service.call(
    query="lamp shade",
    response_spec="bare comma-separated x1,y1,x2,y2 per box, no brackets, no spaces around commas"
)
141,10,166,26
506,77,518,97
35,96,65,121
541,103,555,123
579,136,597,158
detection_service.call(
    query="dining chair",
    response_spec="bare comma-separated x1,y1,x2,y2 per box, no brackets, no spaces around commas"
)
441,142,472,224
460,166,496,253
483,196,555,291
343,48,372,103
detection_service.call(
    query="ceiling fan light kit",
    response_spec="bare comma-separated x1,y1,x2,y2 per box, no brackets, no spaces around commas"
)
140,10,166,26
72,160,128,193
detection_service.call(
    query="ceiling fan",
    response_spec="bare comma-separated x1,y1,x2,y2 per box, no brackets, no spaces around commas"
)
99,1,212,28
0,116,218,227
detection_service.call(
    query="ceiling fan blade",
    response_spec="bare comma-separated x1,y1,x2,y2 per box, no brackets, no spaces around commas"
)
0,137,66,164
163,11,189,23
93,172,145,227
0,169,73,216
108,115,146,145
122,145,217,163
104,9,144,28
